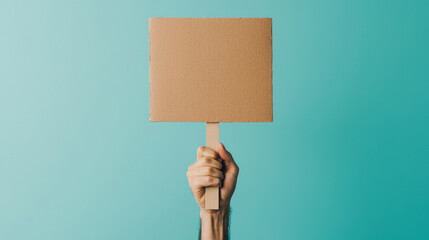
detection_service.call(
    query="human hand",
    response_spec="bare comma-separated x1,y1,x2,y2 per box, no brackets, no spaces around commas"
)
187,143,239,211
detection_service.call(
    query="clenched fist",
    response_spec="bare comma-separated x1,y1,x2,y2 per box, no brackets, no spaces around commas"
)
187,143,239,211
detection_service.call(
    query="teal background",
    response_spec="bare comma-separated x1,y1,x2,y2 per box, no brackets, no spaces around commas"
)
1,0,428,239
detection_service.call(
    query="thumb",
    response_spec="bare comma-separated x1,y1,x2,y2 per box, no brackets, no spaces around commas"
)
218,143,234,164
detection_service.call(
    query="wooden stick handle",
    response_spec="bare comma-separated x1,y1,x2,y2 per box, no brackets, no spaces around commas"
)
205,122,219,210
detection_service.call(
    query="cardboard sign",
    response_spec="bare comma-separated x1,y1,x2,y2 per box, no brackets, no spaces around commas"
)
149,18,272,122
149,18,273,209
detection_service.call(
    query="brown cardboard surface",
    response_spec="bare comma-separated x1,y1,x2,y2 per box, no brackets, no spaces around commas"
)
149,18,272,122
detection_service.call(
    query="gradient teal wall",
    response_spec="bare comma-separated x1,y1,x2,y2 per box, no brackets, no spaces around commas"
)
1,0,428,239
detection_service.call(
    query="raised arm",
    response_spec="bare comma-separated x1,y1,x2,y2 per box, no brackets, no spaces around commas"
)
187,143,239,240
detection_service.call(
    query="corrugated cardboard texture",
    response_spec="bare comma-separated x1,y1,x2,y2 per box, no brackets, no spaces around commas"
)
150,18,272,122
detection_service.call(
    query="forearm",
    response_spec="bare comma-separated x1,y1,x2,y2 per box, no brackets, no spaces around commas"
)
199,207,230,240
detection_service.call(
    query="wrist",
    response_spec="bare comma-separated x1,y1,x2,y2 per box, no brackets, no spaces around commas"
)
200,206,230,240
200,205,230,218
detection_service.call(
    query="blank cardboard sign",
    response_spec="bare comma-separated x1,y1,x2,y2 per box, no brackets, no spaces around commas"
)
149,18,272,209
149,18,272,122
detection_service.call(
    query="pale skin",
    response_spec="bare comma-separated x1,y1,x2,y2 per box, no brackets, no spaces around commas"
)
187,143,239,240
